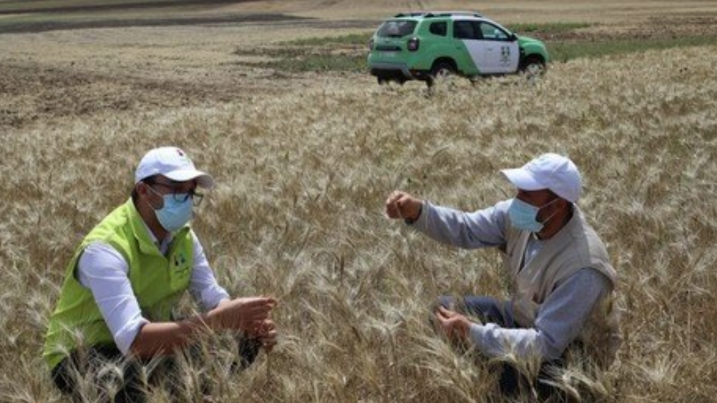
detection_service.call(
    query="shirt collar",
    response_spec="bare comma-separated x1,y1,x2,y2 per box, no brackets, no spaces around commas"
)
140,218,173,254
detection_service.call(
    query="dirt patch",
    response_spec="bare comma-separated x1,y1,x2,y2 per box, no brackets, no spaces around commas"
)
529,15,717,42
2,9,717,130
0,13,312,34
0,12,381,129
0,60,286,128
0,0,256,15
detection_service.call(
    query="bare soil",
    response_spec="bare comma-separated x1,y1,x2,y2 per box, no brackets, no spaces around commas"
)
1,0,716,130
0,0,256,15
0,13,311,34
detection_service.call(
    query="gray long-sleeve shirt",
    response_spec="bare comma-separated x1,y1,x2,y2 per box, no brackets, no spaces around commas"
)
411,199,611,361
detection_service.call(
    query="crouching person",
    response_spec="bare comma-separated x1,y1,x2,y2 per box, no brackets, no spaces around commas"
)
385,153,620,402
44,147,277,403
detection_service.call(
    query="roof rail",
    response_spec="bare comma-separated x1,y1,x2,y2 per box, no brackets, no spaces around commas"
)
393,12,428,18
393,10,482,18
430,11,483,17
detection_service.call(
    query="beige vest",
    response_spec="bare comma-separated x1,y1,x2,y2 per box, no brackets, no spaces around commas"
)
502,206,621,368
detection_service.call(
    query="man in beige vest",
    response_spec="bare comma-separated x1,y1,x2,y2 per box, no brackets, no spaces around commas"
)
385,153,619,400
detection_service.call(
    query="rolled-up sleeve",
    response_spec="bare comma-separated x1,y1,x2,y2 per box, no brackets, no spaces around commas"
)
188,232,230,311
77,243,149,356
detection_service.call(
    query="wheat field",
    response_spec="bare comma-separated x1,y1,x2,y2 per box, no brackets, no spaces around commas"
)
2,1,717,402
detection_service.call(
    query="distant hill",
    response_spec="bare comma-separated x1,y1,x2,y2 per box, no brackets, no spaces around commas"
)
0,0,258,15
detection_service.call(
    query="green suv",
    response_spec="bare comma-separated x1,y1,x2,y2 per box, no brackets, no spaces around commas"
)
368,12,549,85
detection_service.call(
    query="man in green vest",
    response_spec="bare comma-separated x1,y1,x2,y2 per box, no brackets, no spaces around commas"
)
44,146,277,402
385,153,619,401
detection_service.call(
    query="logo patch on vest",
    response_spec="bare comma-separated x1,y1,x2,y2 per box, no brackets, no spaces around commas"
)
174,253,186,267
173,253,191,277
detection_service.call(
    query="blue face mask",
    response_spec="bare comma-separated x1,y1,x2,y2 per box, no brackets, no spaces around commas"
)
147,186,193,232
508,198,559,233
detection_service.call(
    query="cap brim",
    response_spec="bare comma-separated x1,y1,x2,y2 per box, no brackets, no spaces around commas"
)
164,169,215,189
500,168,546,191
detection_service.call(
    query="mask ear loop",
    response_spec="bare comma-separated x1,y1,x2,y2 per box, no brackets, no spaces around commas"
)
141,182,165,210
537,197,562,226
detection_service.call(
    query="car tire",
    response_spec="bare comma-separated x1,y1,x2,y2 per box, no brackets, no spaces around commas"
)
521,56,546,78
377,76,406,86
427,61,455,87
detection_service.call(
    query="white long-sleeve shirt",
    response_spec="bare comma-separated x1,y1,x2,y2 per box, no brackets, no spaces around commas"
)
411,199,611,361
77,227,229,355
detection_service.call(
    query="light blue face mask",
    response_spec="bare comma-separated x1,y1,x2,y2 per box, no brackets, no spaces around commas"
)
508,198,559,233
147,186,193,232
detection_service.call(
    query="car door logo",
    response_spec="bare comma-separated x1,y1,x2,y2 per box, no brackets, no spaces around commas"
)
500,46,511,64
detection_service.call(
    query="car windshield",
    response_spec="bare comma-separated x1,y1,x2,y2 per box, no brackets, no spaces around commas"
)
480,22,510,40
376,20,417,38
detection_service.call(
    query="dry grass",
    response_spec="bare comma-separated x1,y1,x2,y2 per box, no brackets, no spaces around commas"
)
2,1,717,401
2,40,717,401
213,0,717,23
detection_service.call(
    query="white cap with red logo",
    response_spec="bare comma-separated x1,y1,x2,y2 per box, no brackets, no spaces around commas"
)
500,153,581,202
135,147,214,188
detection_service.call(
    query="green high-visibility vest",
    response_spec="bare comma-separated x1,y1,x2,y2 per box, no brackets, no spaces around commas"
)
43,199,194,369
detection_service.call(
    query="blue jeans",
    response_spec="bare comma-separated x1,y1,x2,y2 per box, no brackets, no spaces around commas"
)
438,296,576,402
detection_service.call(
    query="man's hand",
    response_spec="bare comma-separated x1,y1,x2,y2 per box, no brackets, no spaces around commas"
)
209,297,276,332
435,306,471,343
248,319,278,352
385,190,423,221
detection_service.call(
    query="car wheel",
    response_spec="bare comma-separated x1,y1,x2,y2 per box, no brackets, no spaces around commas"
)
427,62,455,87
521,56,546,78
378,76,406,86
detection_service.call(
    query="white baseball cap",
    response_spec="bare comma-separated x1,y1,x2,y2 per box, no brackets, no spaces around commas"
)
135,147,214,188
500,153,581,202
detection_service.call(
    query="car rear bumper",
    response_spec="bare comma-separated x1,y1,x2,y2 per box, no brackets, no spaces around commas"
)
369,62,412,77
369,62,432,80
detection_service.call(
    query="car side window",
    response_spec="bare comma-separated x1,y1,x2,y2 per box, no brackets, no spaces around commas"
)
377,20,418,38
471,21,484,39
453,20,475,39
479,22,510,41
429,21,447,36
